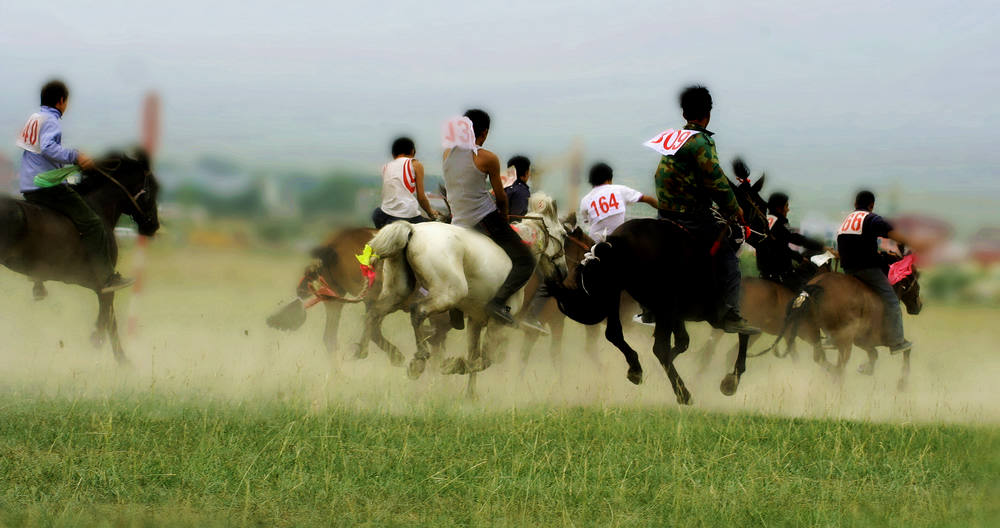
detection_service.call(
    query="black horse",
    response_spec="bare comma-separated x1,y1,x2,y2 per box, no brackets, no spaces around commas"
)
0,152,161,364
547,166,769,405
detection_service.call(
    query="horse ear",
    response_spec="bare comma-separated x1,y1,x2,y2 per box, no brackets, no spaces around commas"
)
752,173,766,193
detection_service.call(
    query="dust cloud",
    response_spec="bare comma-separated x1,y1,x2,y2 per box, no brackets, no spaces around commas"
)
0,246,997,426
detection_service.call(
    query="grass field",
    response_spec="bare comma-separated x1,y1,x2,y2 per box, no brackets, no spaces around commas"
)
0,244,997,526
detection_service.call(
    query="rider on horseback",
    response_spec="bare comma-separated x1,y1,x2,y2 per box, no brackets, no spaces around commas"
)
579,162,659,243
652,85,758,334
16,80,133,293
503,155,532,217
373,137,439,228
443,109,534,325
837,190,917,354
757,192,830,290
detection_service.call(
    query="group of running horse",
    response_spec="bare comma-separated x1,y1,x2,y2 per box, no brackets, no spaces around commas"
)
266,160,924,403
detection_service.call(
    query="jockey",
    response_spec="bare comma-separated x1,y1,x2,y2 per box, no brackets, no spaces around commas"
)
652,85,758,334
443,109,534,325
579,162,658,242
503,155,532,217
836,190,916,354
756,192,829,290
16,80,133,293
372,137,438,229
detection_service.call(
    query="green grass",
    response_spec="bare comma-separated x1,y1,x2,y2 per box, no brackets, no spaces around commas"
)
0,397,996,527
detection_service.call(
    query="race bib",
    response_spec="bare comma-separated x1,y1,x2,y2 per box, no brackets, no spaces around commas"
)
442,116,478,152
586,188,623,222
501,165,517,188
15,112,46,154
766,214,778,229
401,158,416,193
837,211,869,236
642,128,700,156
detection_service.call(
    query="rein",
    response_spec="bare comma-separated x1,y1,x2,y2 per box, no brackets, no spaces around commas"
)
509,214,566,261
90,162,149,219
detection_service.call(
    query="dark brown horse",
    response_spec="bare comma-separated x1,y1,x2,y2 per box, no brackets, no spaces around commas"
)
775,265,923,389
266,227,451,364
0,153,161,364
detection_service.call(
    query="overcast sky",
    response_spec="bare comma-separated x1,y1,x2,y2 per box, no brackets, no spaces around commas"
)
1,0,997,225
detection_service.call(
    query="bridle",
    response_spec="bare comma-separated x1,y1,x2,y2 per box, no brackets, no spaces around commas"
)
509,213,567,263
90,160,154,223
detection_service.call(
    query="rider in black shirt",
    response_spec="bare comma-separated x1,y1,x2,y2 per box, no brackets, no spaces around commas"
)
756,192,828,291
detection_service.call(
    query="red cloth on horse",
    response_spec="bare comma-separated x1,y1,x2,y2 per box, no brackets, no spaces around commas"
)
888,254,915,285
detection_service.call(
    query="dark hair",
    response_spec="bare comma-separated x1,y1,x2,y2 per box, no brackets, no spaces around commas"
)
679,85,712,121
855,190,876,210
391,136,415,157
507,155,531,180
588,162,613,187
463,109,491,138
41,80,69,108
767,192,789,215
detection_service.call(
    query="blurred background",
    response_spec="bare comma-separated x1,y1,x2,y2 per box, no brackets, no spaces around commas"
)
1,0,998,305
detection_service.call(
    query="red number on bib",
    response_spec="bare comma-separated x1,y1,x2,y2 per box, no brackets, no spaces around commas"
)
590,201,599,217
851,213,864,232
598,195,609,213
402,159,416,193
608,193,620,210
21,119,39,145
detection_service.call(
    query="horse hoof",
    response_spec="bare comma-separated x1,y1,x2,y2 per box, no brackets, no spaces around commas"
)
857,362,875,376
441,357,467,375
407,358,426,380
350,343,368,360
676,387,692,405
389,350,405,367
626,369,643,385
90,331,105,348
720,373,740,396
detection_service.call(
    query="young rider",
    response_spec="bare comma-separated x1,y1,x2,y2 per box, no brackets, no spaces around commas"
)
503,155,532,217
756,192,830,290
578,162,658,242
836,190,917,354
442,109,534,325
17,80,133,293
652,85,757,334
372,136,438,228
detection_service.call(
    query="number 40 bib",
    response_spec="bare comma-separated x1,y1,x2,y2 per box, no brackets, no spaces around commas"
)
16,112,46,154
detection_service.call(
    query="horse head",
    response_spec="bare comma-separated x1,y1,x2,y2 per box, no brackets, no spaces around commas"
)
82,150,161,236
894,266,923,315
523,192,568,280
730,157,770,247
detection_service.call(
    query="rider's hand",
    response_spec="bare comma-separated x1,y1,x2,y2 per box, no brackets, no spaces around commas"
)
824,246,840,258
735,207,747,225
77,152,95,170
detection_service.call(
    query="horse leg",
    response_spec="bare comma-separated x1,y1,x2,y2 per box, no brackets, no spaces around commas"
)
519,331,541,375
33,281,47,301
97,293,128,365
897,348,911,392
651,318,691,405
91,293,111,348
321,300,343,356
355,259,410,361
832,343,852,383
585,324,602,367
696,329,723,374
548,315,565,367
406,309,432,379
857,346,878,376
604,295,642,385
720,333,749,396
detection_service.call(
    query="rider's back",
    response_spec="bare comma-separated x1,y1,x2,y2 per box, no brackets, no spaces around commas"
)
442,148,496,228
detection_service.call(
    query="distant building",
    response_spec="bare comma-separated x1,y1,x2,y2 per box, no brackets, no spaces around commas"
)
969,227,1000,266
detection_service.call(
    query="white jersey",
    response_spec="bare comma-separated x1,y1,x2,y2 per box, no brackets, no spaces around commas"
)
579,183,644,242
380,157,423,218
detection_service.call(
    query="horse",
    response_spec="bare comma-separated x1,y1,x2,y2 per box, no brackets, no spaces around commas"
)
266,226,453,364
546,173,771,405
773,260,923,389
362,193,568,397
0,152,161,364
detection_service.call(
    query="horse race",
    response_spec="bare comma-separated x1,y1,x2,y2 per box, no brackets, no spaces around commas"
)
1,2,998,526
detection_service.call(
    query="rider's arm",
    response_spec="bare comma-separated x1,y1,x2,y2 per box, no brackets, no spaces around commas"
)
639,195,659,208
412,160,437,219
476,150,507,220
887,229,926,253
39,119,79,165
693,139,740,218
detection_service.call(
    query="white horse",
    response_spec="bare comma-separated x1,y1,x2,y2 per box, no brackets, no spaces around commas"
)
360,193,568,396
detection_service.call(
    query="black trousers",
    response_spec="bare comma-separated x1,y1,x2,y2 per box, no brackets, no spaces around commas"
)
24,185,112,283
372,208,432,229
476,210,535,305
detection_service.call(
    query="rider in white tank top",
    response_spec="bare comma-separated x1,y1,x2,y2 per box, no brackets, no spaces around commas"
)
380,157,422,218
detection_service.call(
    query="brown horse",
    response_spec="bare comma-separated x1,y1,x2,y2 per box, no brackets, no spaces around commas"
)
696,277,821,371
777,266,923,389
0,153,161,364
266,226,451,363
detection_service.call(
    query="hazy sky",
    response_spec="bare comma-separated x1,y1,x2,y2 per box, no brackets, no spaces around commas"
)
2,0,998,224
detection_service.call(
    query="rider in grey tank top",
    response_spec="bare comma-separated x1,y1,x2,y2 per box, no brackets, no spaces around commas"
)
443,147,497,227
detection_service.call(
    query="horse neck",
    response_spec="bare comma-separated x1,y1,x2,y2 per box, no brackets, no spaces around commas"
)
81,183,126,230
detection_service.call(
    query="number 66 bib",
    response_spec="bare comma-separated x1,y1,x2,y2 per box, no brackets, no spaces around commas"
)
16,112,47,154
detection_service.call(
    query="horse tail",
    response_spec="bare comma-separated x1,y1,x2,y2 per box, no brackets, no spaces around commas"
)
369,221,414,259
758,283,824,358
0,198,26,251
546,240,621,325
